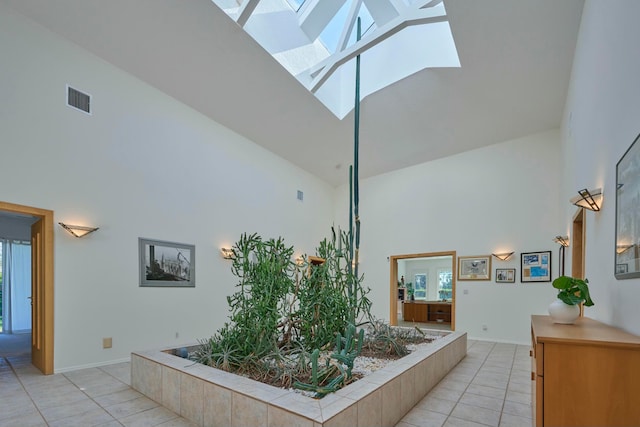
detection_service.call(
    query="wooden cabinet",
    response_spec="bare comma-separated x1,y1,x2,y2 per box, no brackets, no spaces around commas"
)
531,315,640,427
403,301,451,324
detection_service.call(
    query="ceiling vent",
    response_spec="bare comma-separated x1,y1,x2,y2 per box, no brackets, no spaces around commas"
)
66,85,91,115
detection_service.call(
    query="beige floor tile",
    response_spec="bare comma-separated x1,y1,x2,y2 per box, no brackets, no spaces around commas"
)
499,413,534,427
0,411,47,427
465,383,506,400
48,407,116,427
443,416,492,427
105,395,160,419
119,406,179,427
415,396,457,415
450,402,501,427
501,400,532,419
3,338,536,427
458,392,504,412
400,408,448,427
505,389,531,405
39,397,102,422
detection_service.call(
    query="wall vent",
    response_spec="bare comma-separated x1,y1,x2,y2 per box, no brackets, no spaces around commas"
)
66,85,91,115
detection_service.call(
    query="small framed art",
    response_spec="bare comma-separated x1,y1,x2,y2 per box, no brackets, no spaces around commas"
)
496,268,516,283
458,255,491,280
521,251,551,282
139,238,195,287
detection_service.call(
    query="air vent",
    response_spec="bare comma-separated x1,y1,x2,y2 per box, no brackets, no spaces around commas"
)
66,85,91,115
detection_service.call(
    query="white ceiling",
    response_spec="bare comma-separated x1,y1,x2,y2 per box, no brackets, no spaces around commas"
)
4,0,584,186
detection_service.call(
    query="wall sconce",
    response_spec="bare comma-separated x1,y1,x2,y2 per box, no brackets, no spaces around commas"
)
220,247,234,259
553,235,570,247
492,252,514,261
570,188,603,211
58,222,99,238
616,244,634,254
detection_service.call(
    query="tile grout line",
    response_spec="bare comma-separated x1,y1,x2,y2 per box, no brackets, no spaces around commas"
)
5,354,52,426
442,340,497,427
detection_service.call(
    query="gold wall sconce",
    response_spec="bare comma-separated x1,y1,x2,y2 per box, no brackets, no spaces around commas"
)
492,252,514,261
570,188,603,211
616,244,634,255
220,247,234,259
58,222,99,238
553,235,570,247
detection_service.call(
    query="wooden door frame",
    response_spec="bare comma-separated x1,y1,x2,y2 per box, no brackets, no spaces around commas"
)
572,208,586,317
389,251,456,330
0,201,54,374
571,208,585,279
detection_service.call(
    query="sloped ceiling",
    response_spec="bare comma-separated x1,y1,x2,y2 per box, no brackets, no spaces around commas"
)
3,0,584,186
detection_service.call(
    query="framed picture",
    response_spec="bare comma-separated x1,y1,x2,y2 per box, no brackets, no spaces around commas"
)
616,263,629,274
139,238,195,287
615,132,640,279
495,268,516,283
521,251,551,282
458,255,491,280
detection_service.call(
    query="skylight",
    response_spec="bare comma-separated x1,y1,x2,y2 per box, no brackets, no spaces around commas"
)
213,0,460,119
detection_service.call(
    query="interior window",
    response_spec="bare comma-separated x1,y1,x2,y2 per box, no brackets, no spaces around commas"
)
414,273,427,300
438,269,453,300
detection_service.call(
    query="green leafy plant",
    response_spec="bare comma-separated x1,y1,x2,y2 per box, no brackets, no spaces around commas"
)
552,276,594,306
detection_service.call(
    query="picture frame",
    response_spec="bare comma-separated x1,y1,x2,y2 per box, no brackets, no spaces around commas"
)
139,238,195,287
458,255,491,281
521,251,551,282
495,268,516,283
616,263,629,275
615,132,640,279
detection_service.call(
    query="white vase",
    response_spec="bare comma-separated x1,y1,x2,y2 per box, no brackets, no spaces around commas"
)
548,299,580,324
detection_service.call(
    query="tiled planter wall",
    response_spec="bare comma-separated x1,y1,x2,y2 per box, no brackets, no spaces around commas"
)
131,330,467,427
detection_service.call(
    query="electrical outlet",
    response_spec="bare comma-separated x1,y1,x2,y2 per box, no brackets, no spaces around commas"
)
463,289,469,295
103,337,112,349
175,332,179,339
482,325,488,331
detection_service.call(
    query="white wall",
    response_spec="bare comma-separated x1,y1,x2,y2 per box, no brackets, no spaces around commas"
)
560,0,640,335
0,5,336,371
335,131,563,344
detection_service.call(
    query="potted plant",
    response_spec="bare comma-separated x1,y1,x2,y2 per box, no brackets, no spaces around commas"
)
406,282,415,301
548,276,594,324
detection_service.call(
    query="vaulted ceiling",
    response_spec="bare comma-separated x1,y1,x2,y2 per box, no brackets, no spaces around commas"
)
4,0,584,186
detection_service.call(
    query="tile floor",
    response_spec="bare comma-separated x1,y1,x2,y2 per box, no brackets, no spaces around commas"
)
0,340,532,427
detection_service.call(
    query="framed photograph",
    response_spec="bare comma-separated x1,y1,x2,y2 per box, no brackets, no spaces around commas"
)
139,238,195,287
458,255,491,280
616,263,629,275
495,268,516,283
615,132,640,279
521,251,551,282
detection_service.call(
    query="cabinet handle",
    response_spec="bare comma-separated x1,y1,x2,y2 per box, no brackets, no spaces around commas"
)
531,372,535,381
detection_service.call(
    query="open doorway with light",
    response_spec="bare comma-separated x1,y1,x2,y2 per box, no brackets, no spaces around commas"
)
0,202,54,374
389,251,456,331
0,213,37,359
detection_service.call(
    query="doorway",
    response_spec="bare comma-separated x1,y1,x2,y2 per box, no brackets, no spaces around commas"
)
572,208,586,316
389,251,456,330
1,237,33,336
0,201,54,374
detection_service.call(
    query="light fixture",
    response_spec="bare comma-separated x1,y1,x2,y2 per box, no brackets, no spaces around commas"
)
58,222,99,238
570,188,603,211
553,236,570,247
616,244,634,255
220,247,234,259
492,252,514,261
